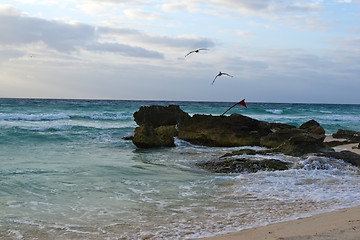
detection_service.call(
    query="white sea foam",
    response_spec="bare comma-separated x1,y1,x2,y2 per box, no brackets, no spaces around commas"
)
265,109,283,114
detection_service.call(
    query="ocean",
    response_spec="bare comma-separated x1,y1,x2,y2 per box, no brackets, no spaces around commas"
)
0,98,360,239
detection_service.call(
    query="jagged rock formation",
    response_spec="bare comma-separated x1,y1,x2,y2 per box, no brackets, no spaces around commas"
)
132,105,332,156
132,105,189,148
197,157,292,173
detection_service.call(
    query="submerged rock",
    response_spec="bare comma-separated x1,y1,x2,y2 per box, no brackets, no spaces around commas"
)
198,158,292,173
320,150,360,168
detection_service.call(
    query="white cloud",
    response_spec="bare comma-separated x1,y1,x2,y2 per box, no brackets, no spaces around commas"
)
86,42,164,58
123,9,165,21
97,26,215,50
0,6,165,58
162,2,189,12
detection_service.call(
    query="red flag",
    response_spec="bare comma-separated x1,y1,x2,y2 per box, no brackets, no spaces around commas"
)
221,99,247,116
238,99,247,108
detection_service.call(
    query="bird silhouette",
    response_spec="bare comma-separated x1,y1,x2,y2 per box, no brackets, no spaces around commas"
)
212,72,233,85
185,48,208,57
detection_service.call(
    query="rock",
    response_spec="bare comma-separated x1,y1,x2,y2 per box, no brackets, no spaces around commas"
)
177,114,273,147
133,105,190,128
198,158,292,173
132,124,177,148
274,132,332,157
261,120,325,149
220,149,258,158
320,150,360,167
260,128,305,149
326,140,353,147
122,135,134,140
332,129,360,142
299,119,325,136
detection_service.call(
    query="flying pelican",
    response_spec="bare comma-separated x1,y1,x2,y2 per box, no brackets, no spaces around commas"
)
212,71,233,85
185,48,208,57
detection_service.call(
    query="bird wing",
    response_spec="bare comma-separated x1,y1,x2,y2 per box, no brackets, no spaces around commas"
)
185,50,195,57
212,74,220,85
185,48,208,57
223,72,233,77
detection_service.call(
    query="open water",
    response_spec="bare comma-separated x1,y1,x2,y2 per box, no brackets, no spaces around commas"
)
0,98,360,239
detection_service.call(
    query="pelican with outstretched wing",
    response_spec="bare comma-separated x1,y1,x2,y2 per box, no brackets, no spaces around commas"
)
185,48,208,57
212,72,233,85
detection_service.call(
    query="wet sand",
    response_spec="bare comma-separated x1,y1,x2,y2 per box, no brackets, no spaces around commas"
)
201,205,360,240
324,135,360,155
201,136,360,240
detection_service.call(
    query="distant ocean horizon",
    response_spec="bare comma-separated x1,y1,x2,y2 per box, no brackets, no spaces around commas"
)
1,98,360,239
2,97,359,105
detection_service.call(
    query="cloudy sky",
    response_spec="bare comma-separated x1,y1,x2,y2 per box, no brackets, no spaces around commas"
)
0,0,359,103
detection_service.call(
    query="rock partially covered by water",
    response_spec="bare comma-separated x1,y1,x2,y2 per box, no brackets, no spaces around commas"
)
320,150,360,168
198,157,292,173
332,129,360,142
133,124,177,148
132,105,189,148
274,132,332,157
260,120,330,156
131,106,338,157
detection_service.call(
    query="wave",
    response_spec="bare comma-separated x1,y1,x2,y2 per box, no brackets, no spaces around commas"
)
0,112,133,121
0,113,70,121
265,109,283,115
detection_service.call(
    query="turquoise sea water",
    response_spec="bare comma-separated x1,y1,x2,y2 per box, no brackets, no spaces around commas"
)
1,99,360,239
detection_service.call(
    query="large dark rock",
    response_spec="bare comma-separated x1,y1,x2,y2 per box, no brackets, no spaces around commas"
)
274,132,332,156
131,106,348,160
133,124,177,148
177,114,273,147
132,105,189,148
261,120,325,149
260,120,330,156
299,119,325,136
332,129,360,142
320,150,360,167
260,128,304,149
133,105,190,128
198,158,292,173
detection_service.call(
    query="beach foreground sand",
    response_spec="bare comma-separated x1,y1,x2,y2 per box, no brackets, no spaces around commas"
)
201,136,360,240
201,205,360,240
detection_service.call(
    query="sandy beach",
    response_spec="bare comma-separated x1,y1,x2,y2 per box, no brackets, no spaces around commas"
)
201,205,360,240
201,136,360,240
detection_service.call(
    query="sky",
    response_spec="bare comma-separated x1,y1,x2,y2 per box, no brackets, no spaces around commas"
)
0,0,359,104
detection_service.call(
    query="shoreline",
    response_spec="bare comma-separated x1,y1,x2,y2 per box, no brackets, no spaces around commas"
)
201,136,360,240
200,205,360,240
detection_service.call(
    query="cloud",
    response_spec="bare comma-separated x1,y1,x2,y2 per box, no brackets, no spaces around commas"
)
0,5,167,58
0,48,25,62
97,26,215,49
161,2,190,12
123,9,166,21
0,6,96,52
86,42,164,58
